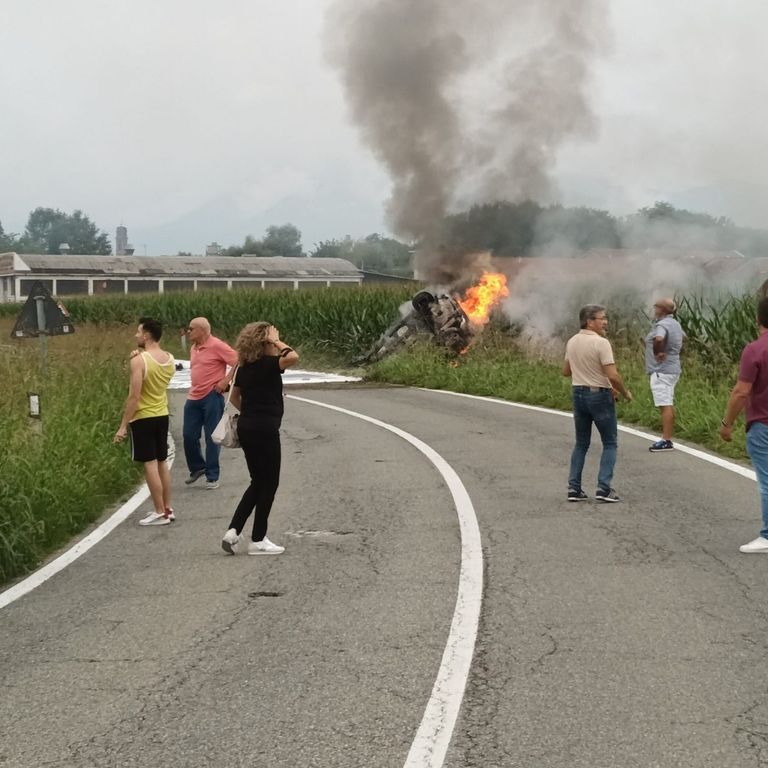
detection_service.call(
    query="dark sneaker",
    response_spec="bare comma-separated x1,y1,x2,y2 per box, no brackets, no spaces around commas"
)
567,489,589,502
649,439,674,452
184,469,205,485
595,488,620,503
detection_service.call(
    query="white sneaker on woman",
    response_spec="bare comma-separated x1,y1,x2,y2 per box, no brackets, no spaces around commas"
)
139,511,171,526
221,528,240,554
247,537,285,555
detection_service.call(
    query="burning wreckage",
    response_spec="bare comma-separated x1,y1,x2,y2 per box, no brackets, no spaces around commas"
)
353,289,472,364
353,272,509,365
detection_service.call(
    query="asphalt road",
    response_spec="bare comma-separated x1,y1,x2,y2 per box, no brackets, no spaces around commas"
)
1,384,767,768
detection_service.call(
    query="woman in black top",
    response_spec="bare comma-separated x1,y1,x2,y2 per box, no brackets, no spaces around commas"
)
221,322,299,555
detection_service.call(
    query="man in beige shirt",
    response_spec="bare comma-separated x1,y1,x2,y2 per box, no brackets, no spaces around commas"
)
563,304,632,503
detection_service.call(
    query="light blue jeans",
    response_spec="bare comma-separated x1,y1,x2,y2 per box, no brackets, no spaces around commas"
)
746,421,768,539
568,386,618,493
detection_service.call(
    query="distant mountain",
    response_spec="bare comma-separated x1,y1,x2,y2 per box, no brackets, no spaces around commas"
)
556,172,768,231
129,177,388,256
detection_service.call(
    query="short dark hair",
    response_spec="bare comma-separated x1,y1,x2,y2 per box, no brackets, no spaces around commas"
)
579,304,605,329
758,298,768,329
138,316,163,341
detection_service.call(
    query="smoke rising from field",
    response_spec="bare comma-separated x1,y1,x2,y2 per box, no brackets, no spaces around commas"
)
499,245,767,355
325,0,610,283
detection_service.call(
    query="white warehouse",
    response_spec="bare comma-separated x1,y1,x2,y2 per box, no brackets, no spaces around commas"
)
0,253,362,302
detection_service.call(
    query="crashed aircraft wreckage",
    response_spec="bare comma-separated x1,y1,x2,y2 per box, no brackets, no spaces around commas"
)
353,272,509,365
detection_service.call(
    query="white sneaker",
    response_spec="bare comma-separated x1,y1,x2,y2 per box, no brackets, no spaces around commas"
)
204,480,220,490
247,536,285,555
139,511,171,526
739,536,768,553
221,528,240,555
165,507,175,522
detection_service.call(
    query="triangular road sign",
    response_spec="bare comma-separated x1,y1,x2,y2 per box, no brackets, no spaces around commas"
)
11,281,76,338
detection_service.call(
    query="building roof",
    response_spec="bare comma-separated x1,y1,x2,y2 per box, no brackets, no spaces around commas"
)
0,253,361,279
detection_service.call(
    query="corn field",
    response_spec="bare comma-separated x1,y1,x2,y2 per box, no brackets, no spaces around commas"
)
0,285,417,359
675,294,758,367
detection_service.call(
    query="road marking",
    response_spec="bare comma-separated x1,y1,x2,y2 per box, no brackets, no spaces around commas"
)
288,394,483,768
0,372,362,608
0,442,175,611
420,388,757,480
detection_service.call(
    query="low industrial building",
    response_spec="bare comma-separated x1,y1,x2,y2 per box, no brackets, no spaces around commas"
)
0,253,362,302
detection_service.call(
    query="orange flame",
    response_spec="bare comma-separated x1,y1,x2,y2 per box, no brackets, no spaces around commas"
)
459,272,509,325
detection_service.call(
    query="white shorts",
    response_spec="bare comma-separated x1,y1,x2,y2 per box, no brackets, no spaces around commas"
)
649,372,680,407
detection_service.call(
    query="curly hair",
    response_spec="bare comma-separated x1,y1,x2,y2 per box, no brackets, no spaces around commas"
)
235,321,272,364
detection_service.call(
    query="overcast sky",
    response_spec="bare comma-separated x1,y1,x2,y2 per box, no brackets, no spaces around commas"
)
1,0,767,255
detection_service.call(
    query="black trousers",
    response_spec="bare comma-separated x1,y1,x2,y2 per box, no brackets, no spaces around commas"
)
228,414,282,541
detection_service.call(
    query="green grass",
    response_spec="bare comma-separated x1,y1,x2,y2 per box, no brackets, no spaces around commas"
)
0,321,142,584
367,334,748,461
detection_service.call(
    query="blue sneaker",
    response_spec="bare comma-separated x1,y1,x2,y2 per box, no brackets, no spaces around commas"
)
649,439,674,452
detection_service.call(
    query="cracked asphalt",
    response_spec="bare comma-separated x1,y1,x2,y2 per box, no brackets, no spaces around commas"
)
2,385,767,767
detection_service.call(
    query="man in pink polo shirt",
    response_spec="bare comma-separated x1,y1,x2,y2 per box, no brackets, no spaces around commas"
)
184,317,238,489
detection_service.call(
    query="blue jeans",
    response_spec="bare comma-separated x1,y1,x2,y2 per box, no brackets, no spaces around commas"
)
183,390,225,482
746,421,768,539
568,387,618,493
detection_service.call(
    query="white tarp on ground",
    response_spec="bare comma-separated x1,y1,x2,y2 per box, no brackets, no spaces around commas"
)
168,360,360,390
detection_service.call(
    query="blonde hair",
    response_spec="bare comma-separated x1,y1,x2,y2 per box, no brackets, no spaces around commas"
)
236,321,271,364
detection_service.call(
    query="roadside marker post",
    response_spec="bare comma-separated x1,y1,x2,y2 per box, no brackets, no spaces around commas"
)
11,281,76,426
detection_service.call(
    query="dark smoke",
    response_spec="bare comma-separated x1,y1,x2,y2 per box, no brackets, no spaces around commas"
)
325,0,610,283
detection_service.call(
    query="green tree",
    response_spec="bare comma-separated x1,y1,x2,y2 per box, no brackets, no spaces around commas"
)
442,201,544,256
308,234,414,275
309,238,347,259
0,220,19,252
223,224,304,258
621,201,737,250
534,205,621,252
21,207,111,255
259,224,304,257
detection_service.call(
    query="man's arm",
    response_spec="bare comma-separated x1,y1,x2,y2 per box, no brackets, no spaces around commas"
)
719,380,752,442
652,334,667,361
602,363,632,402
562,359,572,377
114,356,144,443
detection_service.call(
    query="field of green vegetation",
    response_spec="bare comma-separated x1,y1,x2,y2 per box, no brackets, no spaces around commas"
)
0,284,758,586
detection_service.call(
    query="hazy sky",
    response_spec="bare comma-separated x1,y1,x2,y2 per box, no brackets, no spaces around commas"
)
1,0,767,255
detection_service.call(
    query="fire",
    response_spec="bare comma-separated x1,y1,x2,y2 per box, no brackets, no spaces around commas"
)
459,272,509,325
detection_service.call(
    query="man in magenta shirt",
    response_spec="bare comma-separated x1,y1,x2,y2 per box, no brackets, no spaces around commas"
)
184,317,238,489
721,297,768,553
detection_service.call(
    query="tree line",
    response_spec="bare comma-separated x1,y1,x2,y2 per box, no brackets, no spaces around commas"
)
4,201,768,275
1,208,111,255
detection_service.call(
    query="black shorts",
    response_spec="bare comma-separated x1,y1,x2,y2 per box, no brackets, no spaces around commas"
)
129,415,169,463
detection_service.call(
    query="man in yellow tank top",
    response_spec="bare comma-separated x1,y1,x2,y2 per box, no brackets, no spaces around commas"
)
114,317,176,526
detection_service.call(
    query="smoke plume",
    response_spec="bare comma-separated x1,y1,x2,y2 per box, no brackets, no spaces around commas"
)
325,0,610,282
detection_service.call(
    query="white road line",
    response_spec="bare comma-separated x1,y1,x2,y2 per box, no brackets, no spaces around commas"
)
0,370,359,609
288,394,483,768
420,388,757,481
0,443,175,611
